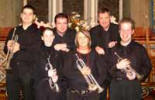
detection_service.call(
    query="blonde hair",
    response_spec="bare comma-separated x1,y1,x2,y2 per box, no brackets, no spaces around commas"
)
75,31,91,48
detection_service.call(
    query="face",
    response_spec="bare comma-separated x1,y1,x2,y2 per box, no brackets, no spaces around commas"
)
120,22,134,43
20,8,36,24
98,12,111,30
55,18,68,33
42,30,55,47
77,32,89,48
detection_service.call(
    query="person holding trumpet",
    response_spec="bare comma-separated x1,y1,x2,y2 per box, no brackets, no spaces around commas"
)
3,5,42,100
108,18,152,100
63,30,107,100
33,28,64,100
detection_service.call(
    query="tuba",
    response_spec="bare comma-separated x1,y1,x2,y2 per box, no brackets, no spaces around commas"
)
75,54,104,93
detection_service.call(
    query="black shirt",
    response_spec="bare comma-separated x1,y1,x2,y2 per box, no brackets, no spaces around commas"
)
33,45,63,89
3,24,42,73
63,50,107,90
108,40,152,80
90,23,120,51
53,28,76,51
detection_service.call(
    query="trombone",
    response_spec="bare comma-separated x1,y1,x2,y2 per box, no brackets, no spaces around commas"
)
114,52,143,80
75,54,104,93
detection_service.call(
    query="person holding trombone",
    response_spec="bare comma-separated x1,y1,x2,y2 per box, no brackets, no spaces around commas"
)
63,30,107,100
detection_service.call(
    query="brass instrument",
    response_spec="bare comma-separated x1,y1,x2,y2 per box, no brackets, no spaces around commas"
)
46,57,60,92
3,27,18,70
114,52,143,80
0,27,18,82
75,54,104,93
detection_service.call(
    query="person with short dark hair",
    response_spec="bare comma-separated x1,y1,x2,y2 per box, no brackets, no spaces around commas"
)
90,7,120,100
53,13,76,52
108,18,152,100
52,13,76,100
33,28,63,100
3,5,42,100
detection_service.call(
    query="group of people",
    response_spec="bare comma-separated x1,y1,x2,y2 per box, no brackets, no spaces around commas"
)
3,4,152,100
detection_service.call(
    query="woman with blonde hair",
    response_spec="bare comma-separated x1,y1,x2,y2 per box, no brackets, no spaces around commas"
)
63,30,107,100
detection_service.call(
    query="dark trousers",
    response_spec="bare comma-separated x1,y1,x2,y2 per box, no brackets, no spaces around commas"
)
67,90,100,100
99,87,107,100
6,70,34,100
110,80,142,100
35,79,60,100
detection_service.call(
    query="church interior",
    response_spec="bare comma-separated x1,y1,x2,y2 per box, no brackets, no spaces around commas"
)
0,0,155,99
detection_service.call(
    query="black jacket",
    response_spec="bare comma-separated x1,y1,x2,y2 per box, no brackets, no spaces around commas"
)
3,24,42,74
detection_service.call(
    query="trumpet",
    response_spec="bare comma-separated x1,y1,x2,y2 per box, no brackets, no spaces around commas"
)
75,54,104,93
114,52,143,80
47,57,60,92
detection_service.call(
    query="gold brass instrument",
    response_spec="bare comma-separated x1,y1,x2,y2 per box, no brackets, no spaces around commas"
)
0,28,18,82
3,27,18,70
75,54,104,93
114,52,143,80
47,57,60,92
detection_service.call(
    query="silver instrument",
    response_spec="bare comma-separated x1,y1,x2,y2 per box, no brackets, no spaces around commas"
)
46,57,60,92
114,52,143,80
75,54,104,93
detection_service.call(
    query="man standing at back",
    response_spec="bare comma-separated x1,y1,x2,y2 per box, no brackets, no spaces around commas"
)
90,7,120,55
53,13,76,52
90,8,120,100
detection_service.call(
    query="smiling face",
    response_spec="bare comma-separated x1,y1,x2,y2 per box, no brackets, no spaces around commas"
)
120,22,134,43
20,8,36,24
42,30,55,47
55,18,68,34
75,31,91,48
98,12,111,30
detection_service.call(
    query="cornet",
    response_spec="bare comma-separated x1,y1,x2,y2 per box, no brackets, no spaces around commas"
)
114,52,143,80
0,27,18,82
46,57,60,92
1,27,18,70
75,54,104,93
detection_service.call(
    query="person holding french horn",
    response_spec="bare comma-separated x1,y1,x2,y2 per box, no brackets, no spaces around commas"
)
63,30,107,100
108,18,152,100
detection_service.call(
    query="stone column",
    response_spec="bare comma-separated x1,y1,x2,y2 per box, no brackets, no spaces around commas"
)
84,0,98,27
48,0,63,25
119,0,123,20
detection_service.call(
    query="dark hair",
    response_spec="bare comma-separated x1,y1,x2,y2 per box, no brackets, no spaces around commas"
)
119,17,135,29
54,13,68,23
21,5,36,14
42,27,54,36
98,7,110,15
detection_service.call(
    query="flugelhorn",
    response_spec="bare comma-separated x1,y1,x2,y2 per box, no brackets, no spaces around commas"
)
114,52,143,80
5,27,18,70
75,54,104,93
47,57,59,92
0,27,18,82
